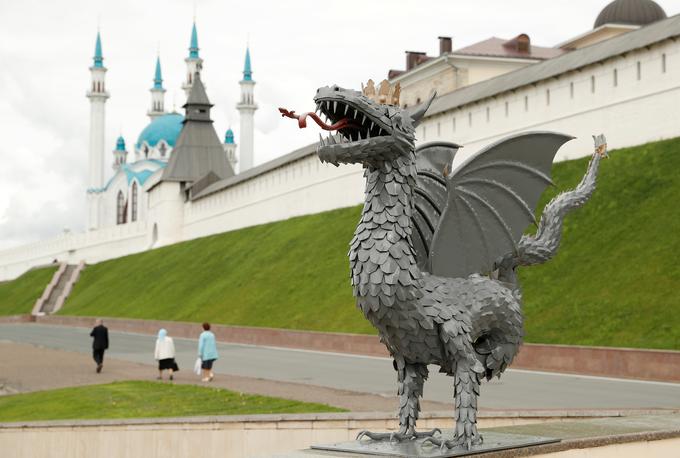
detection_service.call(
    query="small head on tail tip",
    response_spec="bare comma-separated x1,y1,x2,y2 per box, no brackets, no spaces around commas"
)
593,134,608,158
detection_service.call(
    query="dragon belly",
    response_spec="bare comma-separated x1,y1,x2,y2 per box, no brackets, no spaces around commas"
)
360,296,445,365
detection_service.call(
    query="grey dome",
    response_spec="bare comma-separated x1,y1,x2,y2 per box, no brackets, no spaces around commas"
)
595,0,667,28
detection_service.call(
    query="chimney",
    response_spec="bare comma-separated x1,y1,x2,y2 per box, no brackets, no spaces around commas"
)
405,51,427,71
438,36,452,55
517,34,530,53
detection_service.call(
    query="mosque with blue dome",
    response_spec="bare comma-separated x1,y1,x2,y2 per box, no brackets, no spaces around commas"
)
86,22,254,231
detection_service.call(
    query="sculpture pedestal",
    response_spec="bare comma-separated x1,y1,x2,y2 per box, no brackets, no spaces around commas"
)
310,431,559,457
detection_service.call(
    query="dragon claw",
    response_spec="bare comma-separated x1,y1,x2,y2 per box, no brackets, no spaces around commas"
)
356,428,441,443
421,433,483,450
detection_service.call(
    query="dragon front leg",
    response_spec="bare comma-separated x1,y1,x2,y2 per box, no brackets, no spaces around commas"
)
357,361,441,443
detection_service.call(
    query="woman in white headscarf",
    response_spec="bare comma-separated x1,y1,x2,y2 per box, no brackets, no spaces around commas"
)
154,329,178,380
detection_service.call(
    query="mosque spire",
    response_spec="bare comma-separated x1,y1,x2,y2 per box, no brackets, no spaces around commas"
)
223,127,238,170
182,20,204,99
112,135,128,171
153,55,163,89
237,45,257,172
93,31,104,68
189,21,199,58
87,28,110,231
242,47,253,81
148,54,166,120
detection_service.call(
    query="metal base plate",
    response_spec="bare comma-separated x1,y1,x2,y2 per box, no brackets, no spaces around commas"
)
311,431,560,457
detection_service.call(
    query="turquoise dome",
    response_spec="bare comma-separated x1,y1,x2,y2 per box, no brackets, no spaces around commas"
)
224,128,235,144
136,113,184,150
115,135,126,151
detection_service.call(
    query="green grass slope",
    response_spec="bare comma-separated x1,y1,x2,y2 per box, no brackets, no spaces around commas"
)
0,381,345,422
54,137,680,349
64,206,373,334
0,266,57,316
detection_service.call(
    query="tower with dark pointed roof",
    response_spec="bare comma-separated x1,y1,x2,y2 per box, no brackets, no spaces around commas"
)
86,30,109,230
148,56,166,120
182,21,203,98
237,46,257,172
161,72,234,183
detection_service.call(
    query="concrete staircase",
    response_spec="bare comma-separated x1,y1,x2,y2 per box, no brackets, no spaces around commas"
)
32,261,85,316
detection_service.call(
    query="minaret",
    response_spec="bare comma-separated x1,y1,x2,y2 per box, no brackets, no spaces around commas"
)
86,30,109,230
148,56,166,120
223,128,238,170
181,22,203,98
112,135,128,171
236,47,257,172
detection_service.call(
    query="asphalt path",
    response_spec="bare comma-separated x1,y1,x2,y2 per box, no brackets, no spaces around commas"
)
1,323,679,410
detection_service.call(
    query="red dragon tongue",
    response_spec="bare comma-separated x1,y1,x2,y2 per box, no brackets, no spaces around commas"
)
279,107,353,131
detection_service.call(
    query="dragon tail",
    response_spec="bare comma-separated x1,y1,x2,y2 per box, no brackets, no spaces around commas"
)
496,135,607,284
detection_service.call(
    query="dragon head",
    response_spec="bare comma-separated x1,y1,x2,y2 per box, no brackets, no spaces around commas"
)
313,85,435,167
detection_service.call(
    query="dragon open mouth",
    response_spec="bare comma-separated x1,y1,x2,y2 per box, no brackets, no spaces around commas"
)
279,99,391,147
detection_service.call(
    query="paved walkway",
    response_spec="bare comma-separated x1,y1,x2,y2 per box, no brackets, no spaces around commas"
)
1,323,680,410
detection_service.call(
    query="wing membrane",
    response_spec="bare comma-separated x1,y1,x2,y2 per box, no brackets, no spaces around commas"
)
429,132,573,278
412,142,460,271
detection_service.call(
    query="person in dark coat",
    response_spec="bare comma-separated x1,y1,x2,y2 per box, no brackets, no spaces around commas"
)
90,319,109,373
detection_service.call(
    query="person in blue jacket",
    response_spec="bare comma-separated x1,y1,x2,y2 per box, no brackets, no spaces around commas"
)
198,322,219,382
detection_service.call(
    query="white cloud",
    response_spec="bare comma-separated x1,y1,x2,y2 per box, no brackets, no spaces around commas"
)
0,0,678,248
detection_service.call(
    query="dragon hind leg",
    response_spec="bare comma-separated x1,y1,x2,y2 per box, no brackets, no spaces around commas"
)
423,359,483,450
357,361,441,442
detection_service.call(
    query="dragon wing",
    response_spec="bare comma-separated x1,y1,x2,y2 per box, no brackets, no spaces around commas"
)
422,132,573,278
412,142,461,272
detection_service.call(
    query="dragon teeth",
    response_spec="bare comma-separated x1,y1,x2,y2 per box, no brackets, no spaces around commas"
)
370,121,374,131
353,108,358,119
333,101,338,113
362,114,367,125
344,104,349,116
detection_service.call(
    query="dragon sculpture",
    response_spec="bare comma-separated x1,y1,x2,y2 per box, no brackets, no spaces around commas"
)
280,80,606,449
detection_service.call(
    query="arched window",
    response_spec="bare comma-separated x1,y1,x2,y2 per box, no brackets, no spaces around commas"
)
116,191,126,225
131,182,138,222
159,142,167,157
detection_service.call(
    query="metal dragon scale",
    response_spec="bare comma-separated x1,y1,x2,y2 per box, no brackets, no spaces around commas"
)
281,79,606,449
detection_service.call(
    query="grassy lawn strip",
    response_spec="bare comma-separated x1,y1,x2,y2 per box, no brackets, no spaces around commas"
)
0,381,346,422
0,266,57,316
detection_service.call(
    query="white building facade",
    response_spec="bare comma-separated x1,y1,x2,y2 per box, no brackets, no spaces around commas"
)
2,1,680,281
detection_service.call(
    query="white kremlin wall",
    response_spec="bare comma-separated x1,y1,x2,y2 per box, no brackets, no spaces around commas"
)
182,153,364,241
420,39,680,165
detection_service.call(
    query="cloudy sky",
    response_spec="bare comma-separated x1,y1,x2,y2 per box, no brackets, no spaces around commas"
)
0,0,678,249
